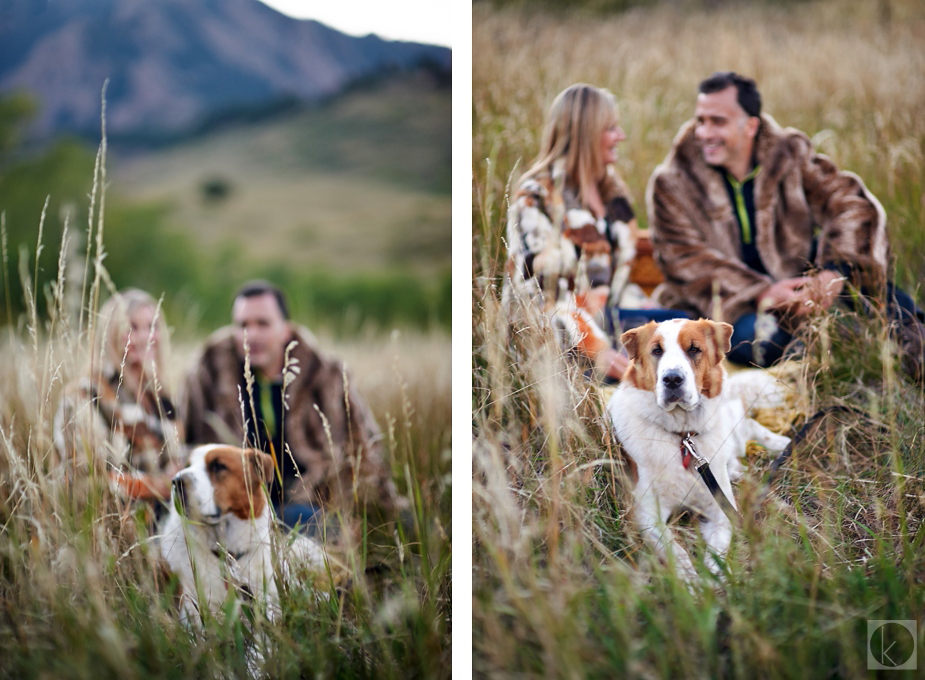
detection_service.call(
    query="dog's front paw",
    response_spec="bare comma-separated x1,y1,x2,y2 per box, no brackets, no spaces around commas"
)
762,433,791,453
726,456,745,482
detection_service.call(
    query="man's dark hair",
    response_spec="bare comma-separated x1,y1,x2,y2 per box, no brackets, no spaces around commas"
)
234,280,290,320
699,71,762,118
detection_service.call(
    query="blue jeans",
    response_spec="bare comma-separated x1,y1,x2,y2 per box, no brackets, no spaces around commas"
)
275,502,323,536
727,312,793,368
727,282,923,368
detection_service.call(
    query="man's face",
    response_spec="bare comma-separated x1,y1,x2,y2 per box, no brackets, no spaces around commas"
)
694,86,758,171
232,293,290,377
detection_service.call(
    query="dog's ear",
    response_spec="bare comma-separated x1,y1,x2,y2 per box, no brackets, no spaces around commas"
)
621,321,656,361
690,318,733,362
711,321,733,357
244,448,276,487
621,321,659,392
697,320,733,399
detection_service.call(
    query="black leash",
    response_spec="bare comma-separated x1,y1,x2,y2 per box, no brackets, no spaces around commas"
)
678,405,875,525
756,405,871,505
679,432,742,525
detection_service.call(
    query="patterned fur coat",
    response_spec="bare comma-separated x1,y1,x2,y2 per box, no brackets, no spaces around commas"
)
505,161,638,363
181,325,396,513
647,113,889,324
507,159,637,306
53,370,184,497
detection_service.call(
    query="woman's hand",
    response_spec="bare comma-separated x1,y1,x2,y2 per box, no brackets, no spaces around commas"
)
579,285,611,317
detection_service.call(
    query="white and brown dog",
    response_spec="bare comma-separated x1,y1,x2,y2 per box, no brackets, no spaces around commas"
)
607,318,790,581
160,444,327,624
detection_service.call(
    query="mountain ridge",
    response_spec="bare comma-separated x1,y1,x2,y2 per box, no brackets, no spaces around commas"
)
0,0,451,144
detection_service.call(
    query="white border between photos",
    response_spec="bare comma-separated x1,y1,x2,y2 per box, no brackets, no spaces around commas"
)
451,1,473,676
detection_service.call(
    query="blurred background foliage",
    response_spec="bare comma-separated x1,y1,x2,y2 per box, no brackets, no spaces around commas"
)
0,82,450,338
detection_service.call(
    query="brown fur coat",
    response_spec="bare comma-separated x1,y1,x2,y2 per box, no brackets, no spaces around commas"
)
181,326,396,512
647,113,889,323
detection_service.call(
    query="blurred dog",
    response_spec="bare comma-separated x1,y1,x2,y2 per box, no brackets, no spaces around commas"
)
160,444,327,624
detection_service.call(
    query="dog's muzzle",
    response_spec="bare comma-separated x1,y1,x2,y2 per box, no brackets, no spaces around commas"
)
661,369,685,403
172,475,190,514
171,474,222,524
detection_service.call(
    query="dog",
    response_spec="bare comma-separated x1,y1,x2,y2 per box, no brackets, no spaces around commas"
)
722,368,793,481
607,318,790,581
159,444,327,624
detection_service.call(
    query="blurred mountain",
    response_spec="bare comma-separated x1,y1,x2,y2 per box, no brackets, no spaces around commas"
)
0,0,451,145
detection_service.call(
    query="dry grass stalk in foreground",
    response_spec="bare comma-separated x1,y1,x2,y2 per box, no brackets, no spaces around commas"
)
0,319,451,678
474,260,925,677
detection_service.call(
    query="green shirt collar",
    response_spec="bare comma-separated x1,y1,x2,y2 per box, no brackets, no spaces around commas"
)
724,164,762,187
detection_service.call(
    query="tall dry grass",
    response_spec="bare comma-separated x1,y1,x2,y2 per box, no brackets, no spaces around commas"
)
473,0,925,677
0,106,451,677
0,328,451,678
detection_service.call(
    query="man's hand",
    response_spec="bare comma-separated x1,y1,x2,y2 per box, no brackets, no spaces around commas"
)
759,271,845,323
758,277,807,309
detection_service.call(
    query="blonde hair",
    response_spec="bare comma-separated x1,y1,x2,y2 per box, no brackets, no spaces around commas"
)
521,83,620,208
95,288,170,391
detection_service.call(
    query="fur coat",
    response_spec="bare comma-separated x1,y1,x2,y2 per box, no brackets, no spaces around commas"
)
505,161,639,363
53,369,184,499
181,325,395,512
506,160,637,307
647,113,889,324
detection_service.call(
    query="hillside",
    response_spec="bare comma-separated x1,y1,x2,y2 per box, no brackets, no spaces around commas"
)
0,0,451,335
110,74,450,277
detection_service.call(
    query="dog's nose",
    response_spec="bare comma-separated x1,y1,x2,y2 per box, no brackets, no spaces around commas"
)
662,370,684,390
172,475,189,510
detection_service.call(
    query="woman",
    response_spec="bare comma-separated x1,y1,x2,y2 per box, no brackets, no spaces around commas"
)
54,289,184,522
506,83,638,380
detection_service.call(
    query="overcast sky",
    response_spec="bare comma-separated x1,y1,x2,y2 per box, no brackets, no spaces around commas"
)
257,0,453,47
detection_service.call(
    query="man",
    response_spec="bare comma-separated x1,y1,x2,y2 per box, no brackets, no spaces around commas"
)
182,281,398,532
648,71,923,376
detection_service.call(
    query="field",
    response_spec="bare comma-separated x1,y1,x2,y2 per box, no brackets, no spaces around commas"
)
0,140,451,675
0,73,451,334
112,75,451,277
0,325,451,677
473,0,924,677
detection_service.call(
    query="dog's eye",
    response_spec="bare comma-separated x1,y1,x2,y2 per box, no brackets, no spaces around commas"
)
208,459,228,475
687,345,701,356
651,345,663,357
